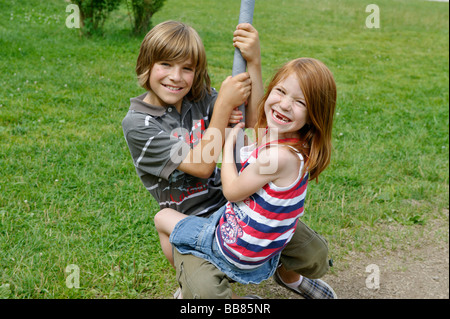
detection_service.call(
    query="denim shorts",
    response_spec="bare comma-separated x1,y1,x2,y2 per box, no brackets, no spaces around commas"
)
169,205,280,285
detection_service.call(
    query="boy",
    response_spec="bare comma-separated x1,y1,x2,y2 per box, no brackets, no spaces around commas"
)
122,20,335,299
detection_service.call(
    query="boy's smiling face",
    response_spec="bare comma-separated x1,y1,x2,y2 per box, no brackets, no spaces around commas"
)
146,60,195,111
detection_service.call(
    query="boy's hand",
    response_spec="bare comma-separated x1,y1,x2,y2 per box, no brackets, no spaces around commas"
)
216,72,252,112
233,23,261,66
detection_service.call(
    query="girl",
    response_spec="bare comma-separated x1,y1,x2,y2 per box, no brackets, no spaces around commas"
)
154,57,336,292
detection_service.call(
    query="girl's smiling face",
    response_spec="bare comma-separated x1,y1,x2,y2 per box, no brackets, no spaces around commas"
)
264,74,309,138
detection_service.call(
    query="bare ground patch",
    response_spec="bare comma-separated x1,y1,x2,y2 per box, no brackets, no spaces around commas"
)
236,209,449,299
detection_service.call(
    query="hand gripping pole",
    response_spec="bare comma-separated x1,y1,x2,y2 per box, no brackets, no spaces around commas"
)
232,0,256,123
232,0,255,169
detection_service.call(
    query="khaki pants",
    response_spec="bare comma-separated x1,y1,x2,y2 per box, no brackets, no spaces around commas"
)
173,220,330,299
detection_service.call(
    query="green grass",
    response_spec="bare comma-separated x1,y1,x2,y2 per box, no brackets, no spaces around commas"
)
0,0,448,298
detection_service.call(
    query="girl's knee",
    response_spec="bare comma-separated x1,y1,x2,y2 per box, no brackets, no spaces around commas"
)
154,208,185,234
154,208,171,233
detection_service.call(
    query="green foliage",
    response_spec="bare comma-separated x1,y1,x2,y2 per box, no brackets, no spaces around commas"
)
71,0,122,35
70,0,166,36
126,0,166,35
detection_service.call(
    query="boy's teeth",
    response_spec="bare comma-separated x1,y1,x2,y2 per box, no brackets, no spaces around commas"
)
165,85,181,91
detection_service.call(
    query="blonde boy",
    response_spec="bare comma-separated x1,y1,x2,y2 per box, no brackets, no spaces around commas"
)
123,20,333,299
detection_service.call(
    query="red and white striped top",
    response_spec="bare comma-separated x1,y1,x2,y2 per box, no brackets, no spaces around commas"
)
215,140,309,269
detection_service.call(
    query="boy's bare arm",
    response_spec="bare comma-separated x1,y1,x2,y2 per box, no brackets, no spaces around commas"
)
177,73,252,178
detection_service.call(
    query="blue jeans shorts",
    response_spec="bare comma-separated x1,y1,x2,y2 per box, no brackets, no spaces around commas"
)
170,205,280,285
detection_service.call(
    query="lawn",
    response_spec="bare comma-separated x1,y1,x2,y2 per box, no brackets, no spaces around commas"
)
0,0,448,298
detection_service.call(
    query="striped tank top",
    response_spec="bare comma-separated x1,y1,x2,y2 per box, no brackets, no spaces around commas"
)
215,140,309,270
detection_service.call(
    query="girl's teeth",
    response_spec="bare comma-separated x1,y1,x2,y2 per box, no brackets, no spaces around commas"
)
274,111,289,123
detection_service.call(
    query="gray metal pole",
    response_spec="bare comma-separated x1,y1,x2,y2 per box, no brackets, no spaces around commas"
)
232,0,255,168
232,0,256,124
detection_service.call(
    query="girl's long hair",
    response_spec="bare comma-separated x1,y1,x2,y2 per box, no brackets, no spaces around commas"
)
254,58,337,182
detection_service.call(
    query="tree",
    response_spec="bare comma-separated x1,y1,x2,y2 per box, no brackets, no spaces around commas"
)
126,0,166,35
71,0,122,35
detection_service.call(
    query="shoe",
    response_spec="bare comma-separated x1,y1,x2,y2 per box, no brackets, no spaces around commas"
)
243,295,263,299
274,270,337,299
173,287,182,299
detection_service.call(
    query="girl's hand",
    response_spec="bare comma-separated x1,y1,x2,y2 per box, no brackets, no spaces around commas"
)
228,107,244,126
225,122,245,144
233,23,261,66
216,73,252,112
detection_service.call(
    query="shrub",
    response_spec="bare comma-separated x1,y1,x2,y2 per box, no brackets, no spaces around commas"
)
126,0,166,35
71,0,122,35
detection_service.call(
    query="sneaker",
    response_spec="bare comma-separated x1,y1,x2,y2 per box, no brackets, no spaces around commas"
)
243,294,263,299
274,270,337,299
173,287,182,299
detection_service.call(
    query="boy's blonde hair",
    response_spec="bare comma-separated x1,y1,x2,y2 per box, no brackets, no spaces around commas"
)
136,20,211,101
255,58,337,182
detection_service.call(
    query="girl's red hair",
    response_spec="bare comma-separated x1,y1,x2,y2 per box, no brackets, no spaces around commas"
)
254,58,337,181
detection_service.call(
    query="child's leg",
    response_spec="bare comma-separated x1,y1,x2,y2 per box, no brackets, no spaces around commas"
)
154,208,187,267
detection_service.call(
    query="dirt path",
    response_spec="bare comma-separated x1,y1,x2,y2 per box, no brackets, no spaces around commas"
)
242,209,449,299
323,222,449,299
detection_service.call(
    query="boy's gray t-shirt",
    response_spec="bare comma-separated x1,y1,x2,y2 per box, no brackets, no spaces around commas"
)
122,90,226,217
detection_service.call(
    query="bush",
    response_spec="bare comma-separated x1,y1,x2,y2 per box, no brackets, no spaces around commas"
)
126,0,166,34
71,0,122,35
